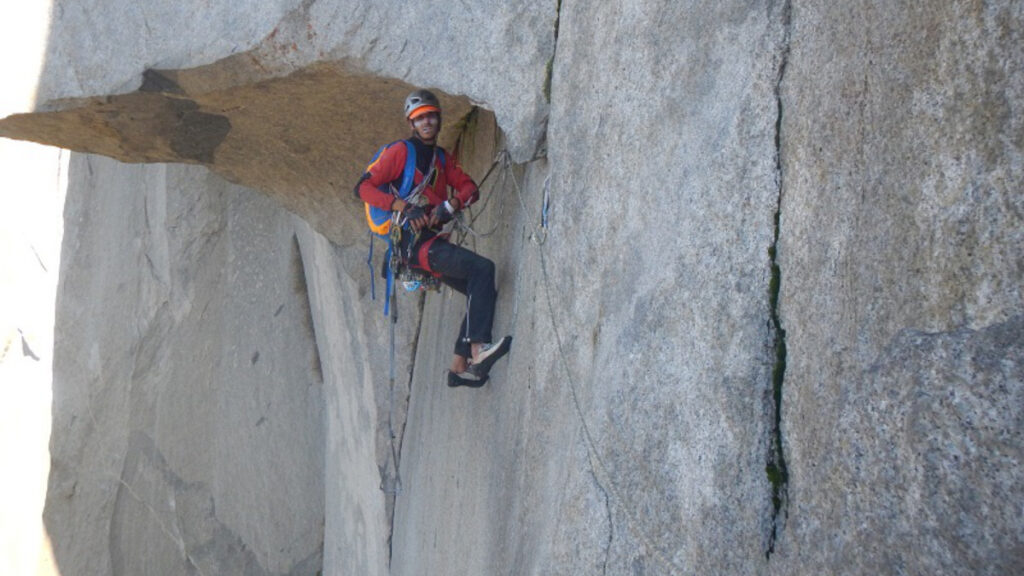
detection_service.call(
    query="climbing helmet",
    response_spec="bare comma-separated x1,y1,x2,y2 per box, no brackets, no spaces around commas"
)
405,89,441,120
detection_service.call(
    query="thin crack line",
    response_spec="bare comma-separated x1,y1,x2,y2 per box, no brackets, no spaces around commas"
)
111,475,209,576
765,0,792,560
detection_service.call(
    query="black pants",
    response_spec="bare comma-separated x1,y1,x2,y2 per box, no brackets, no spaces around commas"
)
407,236,497,359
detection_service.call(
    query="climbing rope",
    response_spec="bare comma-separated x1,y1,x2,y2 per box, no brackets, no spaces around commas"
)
501,154,686,575
451,150,549,246
382,285,403,495
505,151,548,246
376,145,685,573
451,152,506,243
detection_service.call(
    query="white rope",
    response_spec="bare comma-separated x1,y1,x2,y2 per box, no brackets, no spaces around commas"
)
504,153,685,574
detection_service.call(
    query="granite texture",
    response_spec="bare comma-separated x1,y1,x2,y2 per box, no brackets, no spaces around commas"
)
1,0,1020,575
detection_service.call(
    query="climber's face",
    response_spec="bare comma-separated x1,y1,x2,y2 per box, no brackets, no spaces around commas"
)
410,111,440,144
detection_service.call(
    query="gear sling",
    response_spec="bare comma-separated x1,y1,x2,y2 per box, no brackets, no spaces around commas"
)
359,139,445,316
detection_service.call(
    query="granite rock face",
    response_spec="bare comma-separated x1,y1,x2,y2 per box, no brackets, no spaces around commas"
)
1,0,1021,575
775,2,1024,574
49,156,328,575
451,2,790,572
774,2,1024,569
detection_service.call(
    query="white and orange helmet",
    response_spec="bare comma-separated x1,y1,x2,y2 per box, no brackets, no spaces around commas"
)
404,89,441,120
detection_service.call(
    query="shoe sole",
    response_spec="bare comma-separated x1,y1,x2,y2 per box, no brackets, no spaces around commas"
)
448,370,488,388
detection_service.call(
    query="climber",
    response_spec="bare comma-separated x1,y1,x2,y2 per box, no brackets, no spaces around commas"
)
355,89,512,388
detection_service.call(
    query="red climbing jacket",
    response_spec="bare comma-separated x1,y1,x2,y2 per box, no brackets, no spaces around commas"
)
357,138,479,216
357,137,480,273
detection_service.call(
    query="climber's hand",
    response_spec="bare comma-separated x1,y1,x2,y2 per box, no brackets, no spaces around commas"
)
403,204,428,231
431,200,457,227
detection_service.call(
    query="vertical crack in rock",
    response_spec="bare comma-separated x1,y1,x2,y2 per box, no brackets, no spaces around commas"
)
595,469,613,576
543,0,562,103
291,235,324,386
765,0,792,560
400,293,427,451
284,233,329,575
384,292,427,568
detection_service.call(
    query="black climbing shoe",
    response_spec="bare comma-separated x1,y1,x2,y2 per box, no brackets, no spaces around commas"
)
447,370,488,388
469,336,512,377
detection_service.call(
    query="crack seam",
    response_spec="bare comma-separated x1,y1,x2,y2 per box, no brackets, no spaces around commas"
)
765,0,792,560
111,474,208,576
542,0,563,104
596,469,613,576
384,291,427,568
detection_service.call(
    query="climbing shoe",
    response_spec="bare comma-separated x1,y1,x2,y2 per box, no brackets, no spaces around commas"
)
469,336,513,377
447,370,488,388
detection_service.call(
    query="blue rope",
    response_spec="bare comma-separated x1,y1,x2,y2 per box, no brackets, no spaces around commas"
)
383,243,394,317
367,231,376,302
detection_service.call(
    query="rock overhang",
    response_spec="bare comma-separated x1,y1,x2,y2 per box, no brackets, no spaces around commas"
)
0,58,489,247
1,0,557,246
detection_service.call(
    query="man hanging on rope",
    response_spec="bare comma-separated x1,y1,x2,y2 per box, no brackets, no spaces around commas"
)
355,89,512,387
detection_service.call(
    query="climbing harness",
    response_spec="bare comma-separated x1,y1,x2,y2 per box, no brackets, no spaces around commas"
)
362,140,445,316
